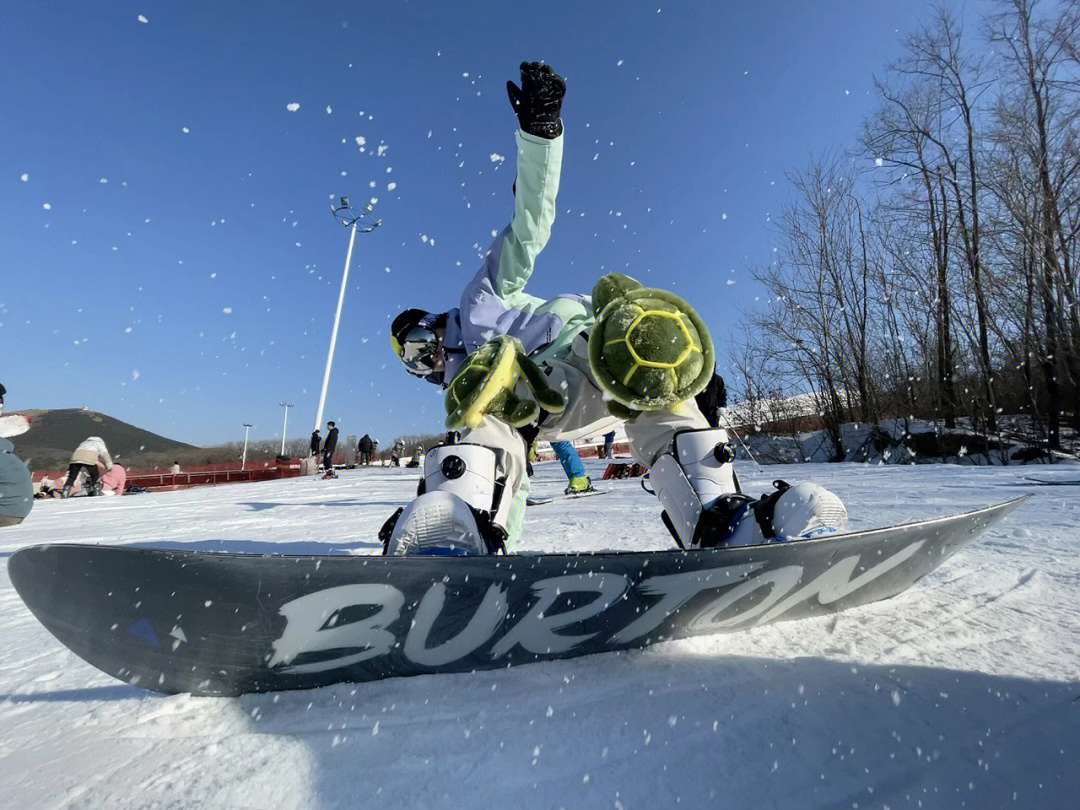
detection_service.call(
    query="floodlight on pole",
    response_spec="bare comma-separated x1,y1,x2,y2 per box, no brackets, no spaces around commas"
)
313,197,382,433
241,423,253,470
279,402,293,457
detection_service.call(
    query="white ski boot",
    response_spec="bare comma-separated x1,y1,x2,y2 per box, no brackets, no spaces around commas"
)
649,428,847,548
381,440,507,556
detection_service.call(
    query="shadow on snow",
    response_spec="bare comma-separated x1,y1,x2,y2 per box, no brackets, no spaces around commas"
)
217,652,1080,810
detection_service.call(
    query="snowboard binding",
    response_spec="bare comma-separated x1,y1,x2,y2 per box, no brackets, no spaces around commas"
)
648,428,847,549
381,438,507,556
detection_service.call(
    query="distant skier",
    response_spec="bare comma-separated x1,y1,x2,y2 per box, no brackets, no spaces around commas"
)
358,434,375,466
63,436,113,498
0,382,5,415
406,444,424,468
601,430,616,460
389,439,406,467
381,62,846,555
309,429,321,458
321,422,339,476
550,440,595,495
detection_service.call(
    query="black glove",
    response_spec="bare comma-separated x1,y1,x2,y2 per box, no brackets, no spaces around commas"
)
506,62,566,139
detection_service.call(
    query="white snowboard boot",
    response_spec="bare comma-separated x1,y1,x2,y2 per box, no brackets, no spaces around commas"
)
381,440,507,556
649,428,847,548
649,427,740,548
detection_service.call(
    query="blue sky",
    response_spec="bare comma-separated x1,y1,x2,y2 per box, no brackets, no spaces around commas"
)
2,1,962,447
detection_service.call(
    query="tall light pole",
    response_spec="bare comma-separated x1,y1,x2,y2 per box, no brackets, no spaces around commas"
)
313,197,382,433
241,423,252,470
279,402,293,457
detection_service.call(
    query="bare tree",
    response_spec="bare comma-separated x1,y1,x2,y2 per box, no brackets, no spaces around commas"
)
987,0,1080,446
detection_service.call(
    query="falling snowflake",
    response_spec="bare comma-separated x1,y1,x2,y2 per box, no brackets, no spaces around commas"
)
222,307,233,314
286,102,300,112
138,14,148,23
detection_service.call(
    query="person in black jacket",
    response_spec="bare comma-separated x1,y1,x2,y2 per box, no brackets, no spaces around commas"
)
321,422,339,475
357,434,375,466
310,429,321,458
694,367,727,429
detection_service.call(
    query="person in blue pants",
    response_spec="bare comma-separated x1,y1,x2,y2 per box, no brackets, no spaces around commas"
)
550,440,595,495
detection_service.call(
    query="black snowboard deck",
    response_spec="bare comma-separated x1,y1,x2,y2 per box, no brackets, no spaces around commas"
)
9,497,1025,696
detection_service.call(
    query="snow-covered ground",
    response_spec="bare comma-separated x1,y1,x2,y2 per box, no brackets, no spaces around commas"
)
2,460,1078,809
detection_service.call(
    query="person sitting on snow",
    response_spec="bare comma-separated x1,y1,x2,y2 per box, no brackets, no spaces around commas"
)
382,62,848,555
63,436,113,498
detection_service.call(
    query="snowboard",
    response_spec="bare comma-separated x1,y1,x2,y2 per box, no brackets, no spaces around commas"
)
527,489,610,506
565,488,609,500
8,497,1025,697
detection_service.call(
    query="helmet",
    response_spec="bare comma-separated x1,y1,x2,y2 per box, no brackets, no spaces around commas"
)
391,309,442,379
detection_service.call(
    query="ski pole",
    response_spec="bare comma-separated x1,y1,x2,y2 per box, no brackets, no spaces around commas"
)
721,412,764,473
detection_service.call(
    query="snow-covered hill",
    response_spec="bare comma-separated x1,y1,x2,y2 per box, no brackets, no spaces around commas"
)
1,461,1077,809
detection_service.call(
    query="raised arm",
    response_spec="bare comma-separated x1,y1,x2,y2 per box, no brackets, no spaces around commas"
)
496,62,566,299
495,129,563,300
457,63,568,355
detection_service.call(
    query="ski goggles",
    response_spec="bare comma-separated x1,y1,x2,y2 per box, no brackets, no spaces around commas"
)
391,316,442,378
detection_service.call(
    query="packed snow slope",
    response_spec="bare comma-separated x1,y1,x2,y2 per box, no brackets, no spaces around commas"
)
2,460,1078,810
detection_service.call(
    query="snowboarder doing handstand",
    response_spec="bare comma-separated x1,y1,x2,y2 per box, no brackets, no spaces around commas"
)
382,62,847,555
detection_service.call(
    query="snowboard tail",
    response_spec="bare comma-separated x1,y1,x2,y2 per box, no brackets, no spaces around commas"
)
1023,476,1080,486
9,497,1025,696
